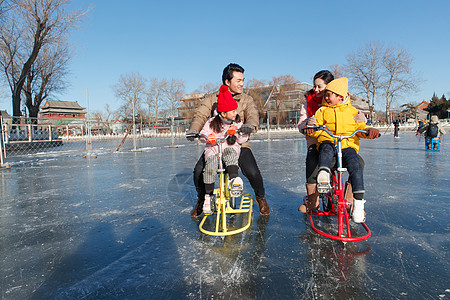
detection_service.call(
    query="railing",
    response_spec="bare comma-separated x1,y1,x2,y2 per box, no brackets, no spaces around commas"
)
0,116,188,165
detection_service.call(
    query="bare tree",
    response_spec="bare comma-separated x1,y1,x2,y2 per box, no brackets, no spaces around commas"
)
192,82,219,94
381,46,419,121
90,103,114,134
0,0,87,119
328,64,346,79
270,75,298,127
163,78,185,132
345,42,383,122
23,40,70,119
114,72,146,145
103,103,114,130
146,78,166,124
246,78,270,118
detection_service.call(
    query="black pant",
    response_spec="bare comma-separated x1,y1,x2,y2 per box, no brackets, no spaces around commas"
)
193,147,265,199
306,144,365,184
318,141,364,193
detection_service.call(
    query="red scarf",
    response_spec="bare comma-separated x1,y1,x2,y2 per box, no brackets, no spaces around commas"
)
306,93,322,117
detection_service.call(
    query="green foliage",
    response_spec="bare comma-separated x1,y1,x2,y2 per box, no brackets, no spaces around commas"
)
425,93,450,118
401,103,418,119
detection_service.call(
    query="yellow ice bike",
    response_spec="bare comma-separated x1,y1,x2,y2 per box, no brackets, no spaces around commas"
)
187,129,253,236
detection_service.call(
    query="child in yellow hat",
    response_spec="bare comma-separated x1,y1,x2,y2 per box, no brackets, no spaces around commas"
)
307,77,379,223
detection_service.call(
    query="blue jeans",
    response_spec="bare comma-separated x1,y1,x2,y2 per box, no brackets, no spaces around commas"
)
318,141,364,194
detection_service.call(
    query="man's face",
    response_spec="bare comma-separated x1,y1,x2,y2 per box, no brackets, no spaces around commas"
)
225,71,244,94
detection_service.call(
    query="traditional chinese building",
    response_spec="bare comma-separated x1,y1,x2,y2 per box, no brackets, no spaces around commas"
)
39,100,86,123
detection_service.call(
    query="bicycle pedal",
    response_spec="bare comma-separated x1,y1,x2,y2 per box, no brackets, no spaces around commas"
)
229,177,243,197
317,184,331,194
229,189,243,197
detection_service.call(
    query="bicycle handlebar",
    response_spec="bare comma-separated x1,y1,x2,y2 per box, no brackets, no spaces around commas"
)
186,131,244,144
304,125,381,139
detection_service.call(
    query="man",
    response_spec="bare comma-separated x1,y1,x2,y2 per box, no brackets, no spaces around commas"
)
186,63,269,217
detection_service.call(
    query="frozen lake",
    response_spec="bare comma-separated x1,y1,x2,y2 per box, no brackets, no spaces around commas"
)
1,132,449,299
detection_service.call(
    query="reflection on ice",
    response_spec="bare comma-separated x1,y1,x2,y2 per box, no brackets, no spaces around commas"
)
0,133,449,299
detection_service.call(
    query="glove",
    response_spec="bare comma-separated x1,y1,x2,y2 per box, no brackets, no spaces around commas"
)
227,124,237,136
207,133,216,145
227,135,237,145
367,128,379,139
307,116,317,126
186,129,198,141
239,124,254,134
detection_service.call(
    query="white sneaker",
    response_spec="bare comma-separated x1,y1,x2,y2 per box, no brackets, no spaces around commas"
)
352,199,366,223
317,170,331,193
229,177,243,197
203,194,212,214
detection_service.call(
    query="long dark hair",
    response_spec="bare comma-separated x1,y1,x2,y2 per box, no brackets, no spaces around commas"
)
306,70,334,96
210,113,241,133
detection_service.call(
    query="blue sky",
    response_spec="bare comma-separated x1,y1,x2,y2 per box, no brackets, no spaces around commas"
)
1,0,449,113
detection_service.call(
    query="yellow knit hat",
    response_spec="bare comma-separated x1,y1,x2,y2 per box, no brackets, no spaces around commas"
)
325,77,348,98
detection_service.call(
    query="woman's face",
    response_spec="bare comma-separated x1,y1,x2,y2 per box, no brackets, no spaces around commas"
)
313,78,327,98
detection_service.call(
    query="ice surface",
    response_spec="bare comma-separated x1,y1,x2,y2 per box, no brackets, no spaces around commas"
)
0,133,449,299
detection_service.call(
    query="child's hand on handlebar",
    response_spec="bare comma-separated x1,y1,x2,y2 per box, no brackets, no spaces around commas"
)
227,125,237,136
207,133,216,145
367,128,380,139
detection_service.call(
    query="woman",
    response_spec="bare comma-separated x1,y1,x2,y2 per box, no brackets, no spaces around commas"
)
297,70,334,212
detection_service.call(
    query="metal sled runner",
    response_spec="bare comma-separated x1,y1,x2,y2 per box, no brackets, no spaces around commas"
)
187,130,253,236
304,125,374,242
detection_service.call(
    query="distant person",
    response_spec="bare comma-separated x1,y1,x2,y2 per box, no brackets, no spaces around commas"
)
418,115,446,149
416,120,425,136
393,120,400,138
307,77,379,223
186,63,269,217
199,85,248,214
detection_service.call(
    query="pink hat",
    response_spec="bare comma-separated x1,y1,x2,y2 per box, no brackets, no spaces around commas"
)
217,85,238,112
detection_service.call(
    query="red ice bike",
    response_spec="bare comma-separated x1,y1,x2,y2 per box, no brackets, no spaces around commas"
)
304,125,376,242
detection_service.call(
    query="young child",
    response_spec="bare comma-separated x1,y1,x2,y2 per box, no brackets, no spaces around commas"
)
200,85,249,214
308,77,379,223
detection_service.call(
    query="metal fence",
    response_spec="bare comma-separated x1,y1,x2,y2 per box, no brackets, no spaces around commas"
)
0,116,187,166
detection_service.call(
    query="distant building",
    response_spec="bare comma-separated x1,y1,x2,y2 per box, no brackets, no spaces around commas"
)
0,110,12,124
179,84,370,126
178,93,207,122
416,100,429,111
39,100,86,124
415,100,429,120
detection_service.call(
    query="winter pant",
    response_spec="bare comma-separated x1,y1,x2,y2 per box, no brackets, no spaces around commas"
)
194,147,265,199
203,148,239,194
306,143,365,184
306,144,320,184
318,141,364,197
